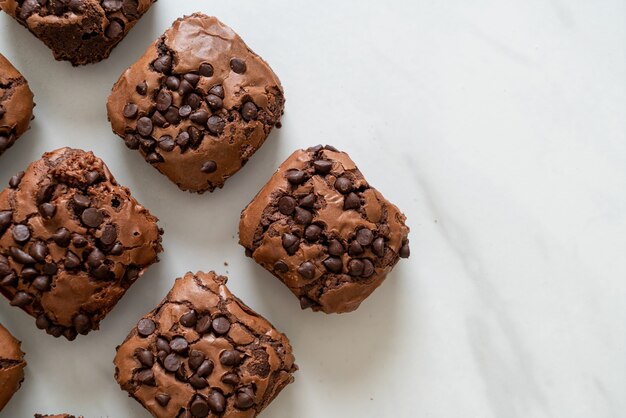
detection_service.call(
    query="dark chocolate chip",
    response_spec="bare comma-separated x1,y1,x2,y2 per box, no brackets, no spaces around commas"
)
274,260,289,273
81,208,103,228
87,248,105,268
170,337,188,354
42,262,58,275
153,55,172,73
32,275,50,291
195,315,212,334
151,111,168,127
282,233,300,255
123,103,139,119
211,316,230,335
163,353,181,372
71,233,88,248
36,314,50,330
235,387,255,410
178,80,194,96
188,350,205,371
344,192,361,210
86,171,101,184
124,134,140,149
137,116,153,136
164,107,181,125
230,58,247,74
19,0,38,19
207,391,226,413
146,152,163,164
0,211,11,234
184,73,200,85
349,241,364,256
10,247,36,264
297,262,316,280
294,207,313,225
136,81,148,95
64,328,78,341
189,375,208,389
73,194,91,209
137,318,156,336
286,170,306,185
300,296,316,310
399,242,411,258
180,310,197,327
299,193,316,208
64,251,81,270
190,110,209,126
278,196,297,215
356,229,374,246
136,369,156,386
10,291,33,307
29,241,48,262
328,239,345,256
8,172,24,188
221,372,240,386
155,393,171,407
206,94,223,110
73,314,92,335
323,257,343,273
196,359,214,378
362,259,375,278
158,136,176,152
156,90,173,112
156,337,170,353
348,259,364,277
192,396,211,417
100,224,117,246
207,115,225,135
313,160,333,175
209,85,224,98
20,267,38,281
199,63,214,77
185,93,203,110
219,349,242,366
241,102,258,121
102,0,123,11
52,227,70,247
201,161,217,174
335,176,353,194
166,76,180,90
0,273,16,287
38,203,56,219
304,224,322,242
105,20,124,39
12,224,30,244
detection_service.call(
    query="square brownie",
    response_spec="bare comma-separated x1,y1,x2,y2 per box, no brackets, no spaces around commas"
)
239,145,411,314
0,0,156,65
0,323,25,412
0,148,163,340
0,53,34,157
107,13,285,193
114,271,297,418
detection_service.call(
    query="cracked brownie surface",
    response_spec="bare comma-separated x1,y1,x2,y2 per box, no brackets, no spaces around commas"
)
114,271,297,418
0,147,163,340
0,0,156,65
239,146,411,314
0,53,34,157
0,323,25,412
107,13,285,194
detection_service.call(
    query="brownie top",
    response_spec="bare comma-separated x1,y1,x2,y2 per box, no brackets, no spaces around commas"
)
0,53,33,140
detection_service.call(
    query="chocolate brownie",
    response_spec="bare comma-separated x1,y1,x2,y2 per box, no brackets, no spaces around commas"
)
114,271,297,418
0,323,25,411
239,146,411,314
0,148,163,340
107,13,285,193
0,53,34,157
0,0,156,66
35,415,82,418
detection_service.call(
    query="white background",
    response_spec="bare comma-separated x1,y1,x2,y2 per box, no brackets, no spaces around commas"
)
0,1,625,417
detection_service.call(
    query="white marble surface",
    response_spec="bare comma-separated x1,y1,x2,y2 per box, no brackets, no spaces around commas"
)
0,1,624,417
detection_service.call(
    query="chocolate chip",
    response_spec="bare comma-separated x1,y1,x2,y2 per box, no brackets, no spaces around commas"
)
314,160,333,175
156,90,172,112
156,337,170,353
135,369,156,386
137,116,153,136
12,224,30,244
344,192,360,210
153,55,172,73
207,391,226,413
286,169,306,185
362,259,375,278
328,239,345,256
0,211,11,234
189,374,208,389
278,196,297,215
282,233,300,255
52,227,70,247
73,194,91,209
73,314,92,335
152,111,168,127
136,81,148,95
163,353,181,372
81,208,103,228
323,257,343,273
190,110,209,125
176,131,190,149
274,260,289,273
36,314,50,330
188,350,205,371
399,242,411,258
32,275,50,291
19,0,38,19
146,152,163,164
191,396,211,417
335,176,353,194
164,107,181,125
69,0,85,12
349,241,364,256
101,224,117,246
348,259,364,277
102,0,123,11
8,172,24,188
209,85,224,98
300,296,316,310
42,262,58,275
206,94,223,110
356,229,374,246
220,349,242,366
184,73,200,86
186,93,203,110
21,267,38,281
124,134,140,149
304,224,322,242
36,184,54,204
10,247,35,264
207,115,225,135
294,207,312,225
0,273,16,287
241,102,258,121
299,193,316,208
155,393,171,407
201,161,217,173
196,359,214,378
105,20,124,39
29,241,48,262
10,291,33,307
212,316,230,335
195,315,212,334
86,170,101,184
199,63,214,77
166,76,180,90
178,79,194,96
170,337,188,354
180,310,197,327
87,248,105,268
71,233,87,248
297,262,316,279
38,202,56,219
221,372,240,386
64,251,81,270
137,318,156,336
123,103,139,119
235,387,255,410
158,136,176,152
230,58,247,74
